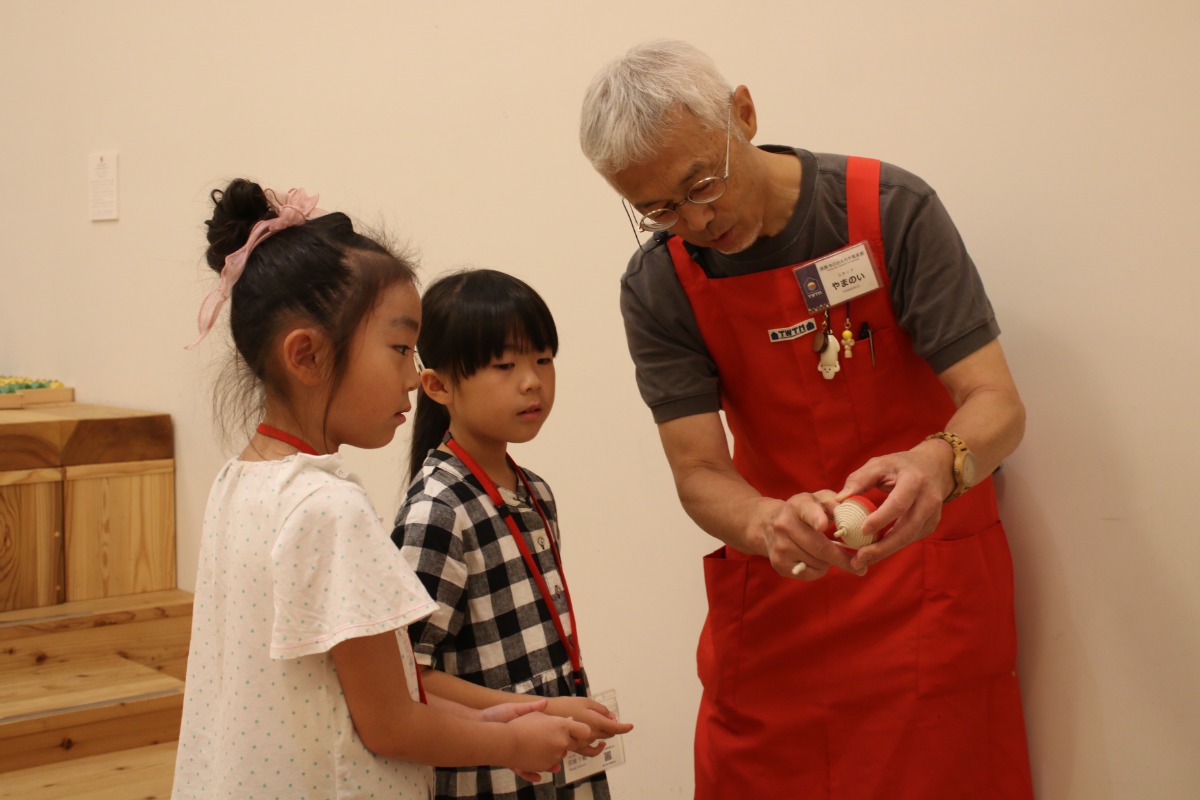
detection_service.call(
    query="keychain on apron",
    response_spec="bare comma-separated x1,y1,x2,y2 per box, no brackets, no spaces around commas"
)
841,304,856,359
793,240,884,380
812,311,829,355
815,309,841,379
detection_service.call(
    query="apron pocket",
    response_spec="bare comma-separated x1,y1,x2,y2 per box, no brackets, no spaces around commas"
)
843,323,954,448
697,547,748,706
918,522,1018,696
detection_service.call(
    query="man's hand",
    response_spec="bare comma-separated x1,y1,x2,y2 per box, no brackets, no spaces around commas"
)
837,438,953,569
754,490,866,579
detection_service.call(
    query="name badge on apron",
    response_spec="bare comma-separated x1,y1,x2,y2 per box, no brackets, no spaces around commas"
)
792,241,882,314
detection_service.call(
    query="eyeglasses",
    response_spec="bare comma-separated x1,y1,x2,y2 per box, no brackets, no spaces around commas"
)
624,102,732,249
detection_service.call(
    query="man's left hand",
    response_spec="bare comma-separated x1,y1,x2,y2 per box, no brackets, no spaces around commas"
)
836,438,955,569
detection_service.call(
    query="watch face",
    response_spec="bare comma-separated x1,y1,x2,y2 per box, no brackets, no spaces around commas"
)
962,452,978,487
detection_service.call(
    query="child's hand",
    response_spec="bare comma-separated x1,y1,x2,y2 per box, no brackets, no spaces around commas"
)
545,696,634,754
478,698,547,724
475,701,553,783
503,712,592,776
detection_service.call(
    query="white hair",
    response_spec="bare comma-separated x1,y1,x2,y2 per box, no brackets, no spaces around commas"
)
580,40,732,176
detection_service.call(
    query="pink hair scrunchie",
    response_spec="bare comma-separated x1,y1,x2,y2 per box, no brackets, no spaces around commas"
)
185,187,324,349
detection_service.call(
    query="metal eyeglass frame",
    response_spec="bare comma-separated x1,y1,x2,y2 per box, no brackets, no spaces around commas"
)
622,101,732,250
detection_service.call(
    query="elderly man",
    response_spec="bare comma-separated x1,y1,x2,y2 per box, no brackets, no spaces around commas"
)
580,41,1033,799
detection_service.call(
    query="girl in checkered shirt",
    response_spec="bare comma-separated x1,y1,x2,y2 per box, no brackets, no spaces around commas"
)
176,182,593,799
393,269,633,800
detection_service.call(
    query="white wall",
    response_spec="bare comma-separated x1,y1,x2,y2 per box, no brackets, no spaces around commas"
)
2,1,1197,796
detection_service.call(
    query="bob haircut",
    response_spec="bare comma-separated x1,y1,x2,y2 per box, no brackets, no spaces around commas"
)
408,268,558,479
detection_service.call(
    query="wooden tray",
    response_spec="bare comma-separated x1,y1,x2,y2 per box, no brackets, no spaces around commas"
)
0,386,75,410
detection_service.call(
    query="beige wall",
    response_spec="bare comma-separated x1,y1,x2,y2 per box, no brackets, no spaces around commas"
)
3,1,1198,796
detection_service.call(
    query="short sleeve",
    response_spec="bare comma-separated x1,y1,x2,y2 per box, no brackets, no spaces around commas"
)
392,495,470,668
878,165,999,372
620,248,723,424
269,485,438,660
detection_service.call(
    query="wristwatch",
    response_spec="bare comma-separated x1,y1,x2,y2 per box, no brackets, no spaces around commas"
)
925,432,977,501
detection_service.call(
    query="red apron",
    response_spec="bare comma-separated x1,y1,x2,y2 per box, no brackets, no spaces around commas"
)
672,158,1032,799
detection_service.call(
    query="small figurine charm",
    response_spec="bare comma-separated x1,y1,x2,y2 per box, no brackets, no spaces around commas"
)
818,334,841,379
841,328,855,359
831,495,878,549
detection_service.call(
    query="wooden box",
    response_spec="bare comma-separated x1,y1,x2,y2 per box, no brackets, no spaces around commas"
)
64,460,176,601
0,404,175,610
0,468,64,610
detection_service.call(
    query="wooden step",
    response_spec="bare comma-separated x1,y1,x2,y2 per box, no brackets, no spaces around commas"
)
0,740,176,799
0,591,192,774
0,653,183,773
0,589,193,680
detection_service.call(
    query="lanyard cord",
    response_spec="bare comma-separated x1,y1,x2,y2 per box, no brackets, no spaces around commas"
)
444,437,583,686
256,424,318,455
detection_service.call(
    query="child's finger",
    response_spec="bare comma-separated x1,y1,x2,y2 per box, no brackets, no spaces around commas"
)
510,699,548,717
571,740,606,757
566,718,592,742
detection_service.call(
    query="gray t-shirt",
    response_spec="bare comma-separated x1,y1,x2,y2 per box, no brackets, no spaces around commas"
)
619,147,999,424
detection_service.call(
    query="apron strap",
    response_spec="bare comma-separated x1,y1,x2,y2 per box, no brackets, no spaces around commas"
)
846,156,886,275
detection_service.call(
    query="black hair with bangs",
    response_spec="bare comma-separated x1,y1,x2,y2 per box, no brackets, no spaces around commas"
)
408,268,558,480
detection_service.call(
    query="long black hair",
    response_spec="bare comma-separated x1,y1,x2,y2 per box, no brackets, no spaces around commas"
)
203,178,417,446
408,268,558,481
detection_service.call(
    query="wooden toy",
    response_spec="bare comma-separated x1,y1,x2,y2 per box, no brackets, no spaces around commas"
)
832,495,878,549
791,494,880,574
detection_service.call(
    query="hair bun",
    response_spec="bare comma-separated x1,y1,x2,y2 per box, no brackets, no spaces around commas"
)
204,179,273,272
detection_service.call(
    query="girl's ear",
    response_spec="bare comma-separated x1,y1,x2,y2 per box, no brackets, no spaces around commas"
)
420,369,453,406
281,327,330,387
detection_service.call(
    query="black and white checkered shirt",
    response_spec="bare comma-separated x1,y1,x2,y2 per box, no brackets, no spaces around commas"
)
392,448,609,800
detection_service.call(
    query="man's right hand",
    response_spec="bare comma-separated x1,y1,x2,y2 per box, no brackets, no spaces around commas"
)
755,491,866,579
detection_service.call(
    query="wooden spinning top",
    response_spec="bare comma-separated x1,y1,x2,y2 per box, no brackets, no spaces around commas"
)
832,495,878,549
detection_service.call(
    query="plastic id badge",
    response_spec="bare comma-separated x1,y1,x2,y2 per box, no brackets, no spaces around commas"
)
792,241,882,314
561,689,627,784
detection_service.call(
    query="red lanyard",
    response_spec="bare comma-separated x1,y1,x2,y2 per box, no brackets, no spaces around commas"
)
415,667,427,704
445,437,583,687
256,424,317,455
